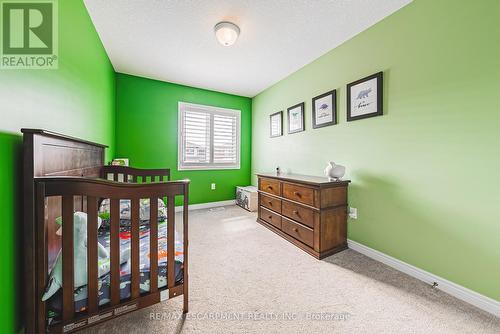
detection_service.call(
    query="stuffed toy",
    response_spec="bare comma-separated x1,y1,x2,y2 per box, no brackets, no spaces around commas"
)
42,212,109,301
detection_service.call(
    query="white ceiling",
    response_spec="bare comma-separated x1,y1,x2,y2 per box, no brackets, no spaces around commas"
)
84,0,412,97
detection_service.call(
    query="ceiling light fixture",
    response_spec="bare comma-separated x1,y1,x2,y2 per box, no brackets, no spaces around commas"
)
214,21,240,46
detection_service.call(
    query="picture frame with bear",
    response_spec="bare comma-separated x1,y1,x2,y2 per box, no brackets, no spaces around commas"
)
347,72,383,121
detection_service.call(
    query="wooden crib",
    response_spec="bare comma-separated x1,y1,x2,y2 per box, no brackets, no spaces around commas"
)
22,129,189,333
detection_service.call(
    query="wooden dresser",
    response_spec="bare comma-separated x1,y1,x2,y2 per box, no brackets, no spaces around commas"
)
256,173,350,259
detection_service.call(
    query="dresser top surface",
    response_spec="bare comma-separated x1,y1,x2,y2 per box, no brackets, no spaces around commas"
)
256,172,350,186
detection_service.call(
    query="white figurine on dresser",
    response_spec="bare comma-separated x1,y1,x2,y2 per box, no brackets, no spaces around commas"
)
324,162,346,181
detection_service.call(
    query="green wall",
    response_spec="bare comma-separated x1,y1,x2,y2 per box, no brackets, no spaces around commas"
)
115,73,252,205
0,1,115,332
252,0,500,301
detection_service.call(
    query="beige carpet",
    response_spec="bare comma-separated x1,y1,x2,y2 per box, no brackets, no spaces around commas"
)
83,205,499,334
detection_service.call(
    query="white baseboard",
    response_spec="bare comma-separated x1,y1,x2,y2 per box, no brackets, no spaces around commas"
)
347,239,500,317
175,199,235,212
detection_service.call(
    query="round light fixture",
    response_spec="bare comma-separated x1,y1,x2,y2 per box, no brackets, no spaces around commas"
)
214,21,240,46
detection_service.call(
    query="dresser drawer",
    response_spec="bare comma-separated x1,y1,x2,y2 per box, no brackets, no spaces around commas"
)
282,183,314,206
260,194,281,213
260,207,282,229
281,201,314,229
259,177,281,196
281,217,314,248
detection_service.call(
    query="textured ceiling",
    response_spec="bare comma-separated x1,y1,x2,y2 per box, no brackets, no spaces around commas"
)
84,0,412,97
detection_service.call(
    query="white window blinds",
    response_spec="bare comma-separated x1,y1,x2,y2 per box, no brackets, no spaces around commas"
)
179,102,240,170
213,113,238,164
182,110,211,164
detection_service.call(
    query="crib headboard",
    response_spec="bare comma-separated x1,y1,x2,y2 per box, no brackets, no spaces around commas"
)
22,129,107,334
22,128,107,178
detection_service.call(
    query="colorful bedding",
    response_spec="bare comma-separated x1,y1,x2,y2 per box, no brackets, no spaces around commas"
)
46,199,183,321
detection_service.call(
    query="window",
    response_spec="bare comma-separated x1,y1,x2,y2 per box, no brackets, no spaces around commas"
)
178,102,241,170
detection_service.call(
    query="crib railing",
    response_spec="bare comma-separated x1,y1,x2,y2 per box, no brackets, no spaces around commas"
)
34,177,189,333
101,165,170,183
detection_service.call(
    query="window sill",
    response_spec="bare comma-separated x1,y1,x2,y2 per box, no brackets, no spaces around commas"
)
178,165,241,171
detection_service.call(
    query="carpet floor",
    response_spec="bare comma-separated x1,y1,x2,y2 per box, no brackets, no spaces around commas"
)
83,205,499,334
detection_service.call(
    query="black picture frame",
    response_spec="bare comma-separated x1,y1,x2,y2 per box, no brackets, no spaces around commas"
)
269,111,283,138
287,102,305,134
312,90,337,129
347,71,383,121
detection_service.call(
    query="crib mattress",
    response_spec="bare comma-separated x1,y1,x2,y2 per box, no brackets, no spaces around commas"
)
47,219,184,320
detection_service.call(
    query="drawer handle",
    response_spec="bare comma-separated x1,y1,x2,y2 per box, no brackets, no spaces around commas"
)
292,227,299,233
293,191,301,197
292,210,299,216
268,216,273,220
267,185,273,190
268,201,273,206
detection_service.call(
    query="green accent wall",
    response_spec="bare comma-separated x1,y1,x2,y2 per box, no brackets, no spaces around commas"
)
115,73,252,205
0,1,115,332
251,0,500,301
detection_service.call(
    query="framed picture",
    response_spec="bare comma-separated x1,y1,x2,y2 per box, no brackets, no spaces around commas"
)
347,71,383,121
269,111,283,137
287,102,305,134
312,90,337,128
112,158,129,166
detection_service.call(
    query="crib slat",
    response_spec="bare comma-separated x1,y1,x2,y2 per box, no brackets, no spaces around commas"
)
36,183,47,332
113,173,118,182
110,199,120,305
183,184,189,313
167,196,175,289
150,198,158,293
62,195,75,321
131,198,140,299
87,197,99,314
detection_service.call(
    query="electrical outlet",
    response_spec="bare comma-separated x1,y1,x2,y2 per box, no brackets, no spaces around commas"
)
349,207,358,219
211,183,216,190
